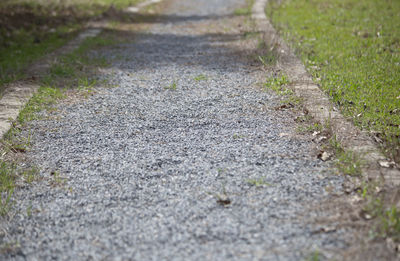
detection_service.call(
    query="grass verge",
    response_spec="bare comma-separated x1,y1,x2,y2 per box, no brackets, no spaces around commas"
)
0,32,118,216
0,0,141,94
267,0,400,163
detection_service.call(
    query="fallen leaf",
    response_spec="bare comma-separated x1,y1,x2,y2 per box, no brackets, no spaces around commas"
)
318,151,331,161
312,131,320,136
379,161,395,168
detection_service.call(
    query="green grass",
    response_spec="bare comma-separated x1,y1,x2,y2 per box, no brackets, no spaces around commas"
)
360,181,400,241
0,27,79,90
193,74,208,81
305,250,321,261
233,0,254,16
42,33,117,89
0,32,117,216
165,81,177,90
297,122,323,134
0,161,16,216
1,0,142,9
0,0,142,94
264,74,290,95
246,178,273,187
328,135,362,176
267,0,400,162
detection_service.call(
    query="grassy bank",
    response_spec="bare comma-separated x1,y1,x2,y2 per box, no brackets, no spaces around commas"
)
267,0,400,162
0,0,141,93
0,30,120,216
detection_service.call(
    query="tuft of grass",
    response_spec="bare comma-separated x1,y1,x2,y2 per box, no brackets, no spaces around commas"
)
165,81,177,90
17,86,65,125
327,135,362,176
267,0,400,162
297,122,323,134
380,206,400,241
0,161,15,216
193,74,208,82
360,182,400,242
264,74,290,95
336,150,362,176
233,133,245,139
305,250,321,261
247,178,273,187
243,31,260,39
258,53,277,66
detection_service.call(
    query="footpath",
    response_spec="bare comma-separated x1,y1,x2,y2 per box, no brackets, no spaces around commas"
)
1,0,389,260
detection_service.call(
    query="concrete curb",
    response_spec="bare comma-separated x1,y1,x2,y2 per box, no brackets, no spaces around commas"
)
0,0,161,139
252,0,400,186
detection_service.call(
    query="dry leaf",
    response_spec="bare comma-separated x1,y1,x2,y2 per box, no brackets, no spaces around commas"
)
312,131,320,136
379,161,395,168
318,151,331,161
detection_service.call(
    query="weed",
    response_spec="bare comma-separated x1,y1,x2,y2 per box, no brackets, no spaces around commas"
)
380,206,400,241
337,151,362,176
233,133,245,139
243,31,260,39
50,170,67,186
247,178,272,187
193,74,208,81
258,53,277,66
0,187,14,216
305,250,321,261
17,86,65,125
297,123,323,134
50,63,75,78
0,161,15,216
327,136,362,176
22,167,39,184
280,95,302,106
264,74,290,95
165,81,177,90
26,204,32,217
77,77,97,98
0,241,21,255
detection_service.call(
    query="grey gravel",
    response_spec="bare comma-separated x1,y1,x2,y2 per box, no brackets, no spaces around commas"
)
1,0,354,260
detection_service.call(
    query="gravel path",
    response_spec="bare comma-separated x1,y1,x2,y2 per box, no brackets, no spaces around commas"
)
1,0,353,260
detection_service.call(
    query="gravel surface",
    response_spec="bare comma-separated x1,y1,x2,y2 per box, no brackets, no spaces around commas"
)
1,0,353,260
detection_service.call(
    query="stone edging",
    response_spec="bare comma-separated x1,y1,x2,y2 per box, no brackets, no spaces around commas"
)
0,0,162,139
252,0,400,186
